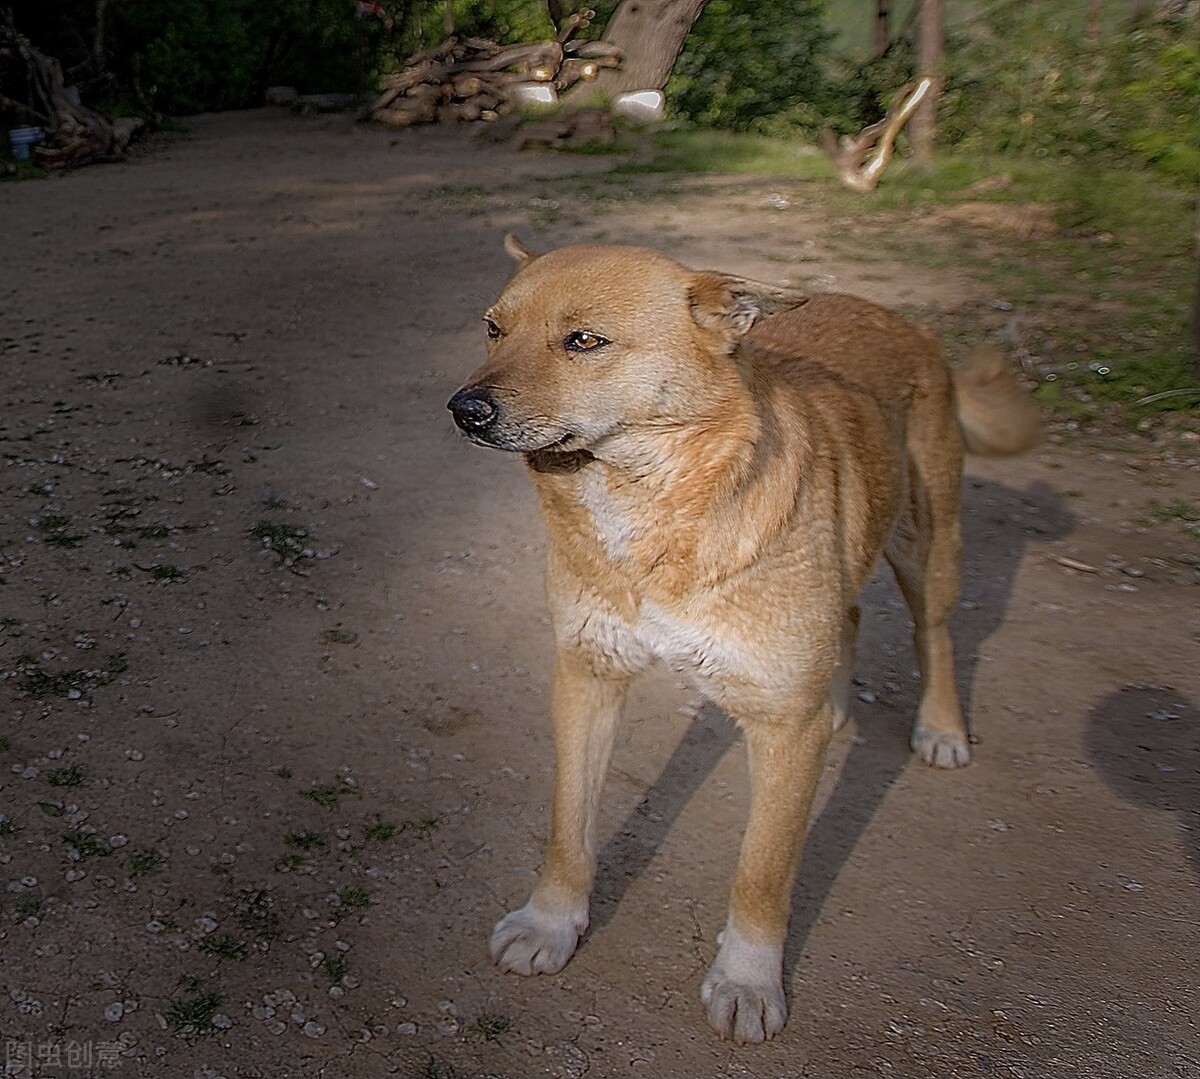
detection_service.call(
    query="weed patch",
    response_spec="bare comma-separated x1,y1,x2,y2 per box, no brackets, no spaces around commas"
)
165,979,222,1039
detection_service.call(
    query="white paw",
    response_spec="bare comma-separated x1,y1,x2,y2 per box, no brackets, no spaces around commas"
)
911,726,971,768
699,925,787,1043
489,902,586,976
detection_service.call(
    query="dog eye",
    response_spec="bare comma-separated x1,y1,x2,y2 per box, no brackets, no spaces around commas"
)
483,317,502,341
564,330,609,353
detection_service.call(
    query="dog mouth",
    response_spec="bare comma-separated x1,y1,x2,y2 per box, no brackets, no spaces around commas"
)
448,386,579,453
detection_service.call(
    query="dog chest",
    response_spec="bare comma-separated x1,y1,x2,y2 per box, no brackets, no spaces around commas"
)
561,591,770,693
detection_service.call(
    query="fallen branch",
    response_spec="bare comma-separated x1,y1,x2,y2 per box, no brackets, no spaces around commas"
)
820,78,932,193
2,22,140,166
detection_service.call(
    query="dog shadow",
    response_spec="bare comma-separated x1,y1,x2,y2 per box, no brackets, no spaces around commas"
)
587,477,1075,958
1085,684,1200,881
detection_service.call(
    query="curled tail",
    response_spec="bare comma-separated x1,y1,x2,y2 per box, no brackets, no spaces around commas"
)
952,346,1042,457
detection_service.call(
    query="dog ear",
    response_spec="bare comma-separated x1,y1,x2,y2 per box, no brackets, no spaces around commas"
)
689,273,808,337
504,233,539,267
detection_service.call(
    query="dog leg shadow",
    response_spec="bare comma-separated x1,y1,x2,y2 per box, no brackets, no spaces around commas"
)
589,701,739,932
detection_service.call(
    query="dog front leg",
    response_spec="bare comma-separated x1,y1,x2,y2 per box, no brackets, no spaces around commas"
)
702,705,832,1043
491,647,629,976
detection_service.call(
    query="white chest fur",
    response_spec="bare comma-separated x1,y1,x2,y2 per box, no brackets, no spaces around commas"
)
577,468,636,560
559,592,769,695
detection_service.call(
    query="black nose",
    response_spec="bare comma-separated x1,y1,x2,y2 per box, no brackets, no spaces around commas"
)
447,387,499,433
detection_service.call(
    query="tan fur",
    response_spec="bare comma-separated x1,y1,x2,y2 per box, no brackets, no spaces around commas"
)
448,240,1041,1044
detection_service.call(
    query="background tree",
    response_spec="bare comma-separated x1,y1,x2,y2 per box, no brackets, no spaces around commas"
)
583,0,707,95
909,0,943,160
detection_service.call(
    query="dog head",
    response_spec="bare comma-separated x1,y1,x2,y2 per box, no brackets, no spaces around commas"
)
447,236,807,457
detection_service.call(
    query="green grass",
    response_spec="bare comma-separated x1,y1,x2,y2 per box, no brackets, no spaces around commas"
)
469,1012,514,1043
198,934,249,960
334,884,371,922
285,829,326,851
13,652,128,699
46,765,84,787
301,784,343,808
321,954,346,982
622,128,835,178
236,888,281,941
249,520,311,565
363,820,397,843
165,980,222,1038
62,830,109,860
35,514,86,549
14,896,42,919
129,848,166,875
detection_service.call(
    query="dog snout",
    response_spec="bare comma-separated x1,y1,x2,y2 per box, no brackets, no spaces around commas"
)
448,387,499,434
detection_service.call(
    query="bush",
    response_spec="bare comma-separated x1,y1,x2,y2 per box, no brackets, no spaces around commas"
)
939,1,1200,183
667,0,836,132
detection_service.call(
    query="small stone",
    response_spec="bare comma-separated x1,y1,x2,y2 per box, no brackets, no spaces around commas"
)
301,1020,324,1038
211,1014,233,1030
395,1022,417,1035
436,1018,460,1036
104,1002,125,1023
328,986,345,999
109,835,128,849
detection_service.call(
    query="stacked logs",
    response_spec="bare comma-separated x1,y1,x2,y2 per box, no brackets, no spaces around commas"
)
361,15,620,129
1,24,142,168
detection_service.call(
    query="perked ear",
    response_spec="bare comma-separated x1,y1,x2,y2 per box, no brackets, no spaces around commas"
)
689,272,808,339
504,233,538,266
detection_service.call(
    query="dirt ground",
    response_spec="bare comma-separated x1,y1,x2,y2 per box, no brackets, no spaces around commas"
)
1,110,1197,1079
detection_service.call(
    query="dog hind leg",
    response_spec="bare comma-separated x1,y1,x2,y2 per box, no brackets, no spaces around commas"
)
885,456,970,768
828,604,860,732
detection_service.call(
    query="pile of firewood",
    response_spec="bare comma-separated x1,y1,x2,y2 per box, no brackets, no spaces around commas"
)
1,23,141,168
361,11,620,129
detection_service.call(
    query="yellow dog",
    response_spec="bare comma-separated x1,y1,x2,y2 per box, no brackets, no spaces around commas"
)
448,237,1041,1043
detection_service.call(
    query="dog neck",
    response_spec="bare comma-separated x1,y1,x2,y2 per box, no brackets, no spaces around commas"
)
528,382,797,595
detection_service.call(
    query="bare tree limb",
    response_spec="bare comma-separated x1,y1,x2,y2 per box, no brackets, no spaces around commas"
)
820,78,932,193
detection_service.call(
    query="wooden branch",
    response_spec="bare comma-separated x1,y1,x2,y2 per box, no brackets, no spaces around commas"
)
820,78,932,193
363,29,621,132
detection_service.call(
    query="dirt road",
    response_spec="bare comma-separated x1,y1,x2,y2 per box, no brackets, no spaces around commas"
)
1,110,1197,1078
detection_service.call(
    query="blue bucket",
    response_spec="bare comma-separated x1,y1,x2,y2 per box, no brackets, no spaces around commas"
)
8,126,45,162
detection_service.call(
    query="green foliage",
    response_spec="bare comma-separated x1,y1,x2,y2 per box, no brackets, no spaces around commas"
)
667,0,835,132
443,0,553,44
1120,37,1200,181
940,2,1200,182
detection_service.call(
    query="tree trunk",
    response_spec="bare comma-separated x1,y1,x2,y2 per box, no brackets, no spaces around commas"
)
586,0,708,95
1085,0,1105,45
874,0,891,59
1192,262,1200,376
910,0,943,162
